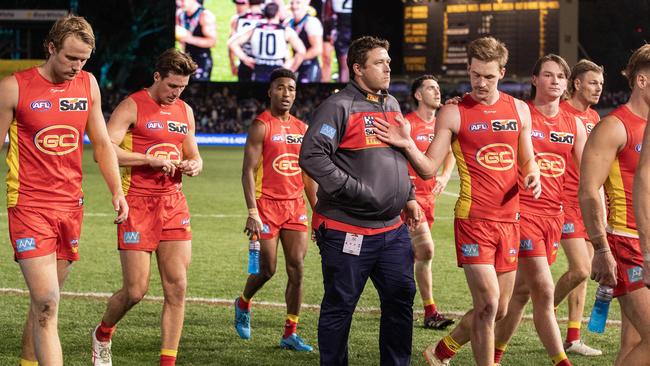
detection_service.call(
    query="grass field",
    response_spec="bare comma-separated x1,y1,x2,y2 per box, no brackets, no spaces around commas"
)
0,147,622,365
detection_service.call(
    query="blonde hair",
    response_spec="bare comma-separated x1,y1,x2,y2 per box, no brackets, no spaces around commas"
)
623,44,650,89
43,14,95,57
568,59,604,96
467,37,508,68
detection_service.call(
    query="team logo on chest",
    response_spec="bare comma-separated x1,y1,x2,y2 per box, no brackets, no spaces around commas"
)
146,143,181,163
491,120,518,132
168,121,188,134
535,152,566,178
475,143,515,171
549,131,574,144
272,153,301,176
34,125,80,155
59,98,88,111
363,115,381,145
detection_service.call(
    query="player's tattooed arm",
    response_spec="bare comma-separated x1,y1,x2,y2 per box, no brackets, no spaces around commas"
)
580,115,626,287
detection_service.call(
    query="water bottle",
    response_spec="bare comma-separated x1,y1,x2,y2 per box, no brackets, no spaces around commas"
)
587,285,613,333
247,235,260,275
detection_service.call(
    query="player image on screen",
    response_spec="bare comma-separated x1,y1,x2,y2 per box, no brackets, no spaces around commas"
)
229,0,265,81
228,2,306,83
286,0,323,83
176,0,217,81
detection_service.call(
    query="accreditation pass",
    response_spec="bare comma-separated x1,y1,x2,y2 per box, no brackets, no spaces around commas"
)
343,233,363,256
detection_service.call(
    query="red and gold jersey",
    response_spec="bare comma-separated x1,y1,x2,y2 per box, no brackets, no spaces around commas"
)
605,105,646,237
120,89,189,196
404,112,436,197
255,110,306,200
452,92,521,222
560,101,600,205
520,101,577,216
7,67,91,209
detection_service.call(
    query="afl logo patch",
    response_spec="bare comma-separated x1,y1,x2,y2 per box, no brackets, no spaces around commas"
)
30,100,51,111
146,121,164,129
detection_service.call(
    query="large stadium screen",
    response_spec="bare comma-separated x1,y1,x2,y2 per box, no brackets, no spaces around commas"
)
403,0,560,79
175,0,353,83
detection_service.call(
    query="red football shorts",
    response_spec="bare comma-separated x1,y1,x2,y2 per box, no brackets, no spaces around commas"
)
518,212,564,265
416,194,436,226
561,204,588,240
8,206,83,261
454,218,520,272
257,197,308,239
607,233,645,298
118,192,192,251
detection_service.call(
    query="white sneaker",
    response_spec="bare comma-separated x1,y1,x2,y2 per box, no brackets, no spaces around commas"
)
92,325,113,366
423,345,450,366
565,340,602,356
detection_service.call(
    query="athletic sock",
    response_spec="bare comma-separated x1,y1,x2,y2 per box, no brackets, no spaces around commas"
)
552,352,571,366
19,359,38,366
565,321,581,343
160,349,177,366
95,321,116,342
494,342,508,364
434,335,461,360
238,295,251,311
283,314,299,339
423,298,438,318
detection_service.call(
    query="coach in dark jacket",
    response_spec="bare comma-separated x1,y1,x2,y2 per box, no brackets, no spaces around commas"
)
299,36,418,366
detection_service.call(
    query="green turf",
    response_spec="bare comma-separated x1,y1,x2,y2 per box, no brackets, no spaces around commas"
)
0,147,621,365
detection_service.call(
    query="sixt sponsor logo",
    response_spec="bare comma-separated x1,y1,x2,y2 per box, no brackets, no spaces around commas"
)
531,130,545,139
469,122,488,132
30,100,52,111
272,134,284,142
168,121,188,134
520,239,533,251
585,122,595,134
628,266,643,283
146,121,164,129
549,131,574,144
16,238,36,253
491,119,518,132
562,223,575,234
59,98,88,111
461,243,479,257
123,232,140,244
285,134,303,144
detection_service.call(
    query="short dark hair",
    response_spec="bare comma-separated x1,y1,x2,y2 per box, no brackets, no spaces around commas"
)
347,36,390,77
411,74,437,106
155,48,198,78
270,68,297,84
263,2,279,18
248,0,264,5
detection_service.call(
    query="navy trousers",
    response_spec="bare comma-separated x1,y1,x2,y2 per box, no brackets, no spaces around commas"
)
316,224,416,366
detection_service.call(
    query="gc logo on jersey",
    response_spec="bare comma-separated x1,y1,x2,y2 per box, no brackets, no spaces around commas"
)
491,119,518,132
285,134,303,144
550,131,574,144
536,152,566,178
475,143,515,171
146,143,181,163
34,125,80,156
168,121,188,134
59,98,88,111
272,153,301,176
30,100,52,111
